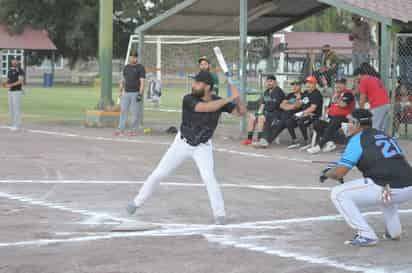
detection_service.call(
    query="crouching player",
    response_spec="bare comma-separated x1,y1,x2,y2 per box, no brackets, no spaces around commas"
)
320,109,412,247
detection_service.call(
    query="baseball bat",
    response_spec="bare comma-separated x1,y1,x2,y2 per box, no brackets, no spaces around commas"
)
213,46,230,74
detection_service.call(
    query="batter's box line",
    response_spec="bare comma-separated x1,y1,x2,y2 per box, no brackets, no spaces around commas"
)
0,126,325,164
0,179,331,192
1,190,412,232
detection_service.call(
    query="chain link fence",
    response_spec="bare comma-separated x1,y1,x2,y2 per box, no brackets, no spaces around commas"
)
393,33,412,139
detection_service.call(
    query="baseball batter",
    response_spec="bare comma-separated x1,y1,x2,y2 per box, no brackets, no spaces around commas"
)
127,71,247,224
321,109,412,246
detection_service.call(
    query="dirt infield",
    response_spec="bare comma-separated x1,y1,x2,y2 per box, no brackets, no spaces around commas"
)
1,124,412,273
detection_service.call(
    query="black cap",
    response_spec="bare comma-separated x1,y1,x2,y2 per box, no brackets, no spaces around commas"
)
336,78,347,84
350,109,373,126
290,80,303,86
266,75,277,81
198,56,210,64
194,71,214,87
130,51,138,57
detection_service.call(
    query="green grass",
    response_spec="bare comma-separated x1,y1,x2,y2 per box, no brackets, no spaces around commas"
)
0,84,248,126
0,85,194,124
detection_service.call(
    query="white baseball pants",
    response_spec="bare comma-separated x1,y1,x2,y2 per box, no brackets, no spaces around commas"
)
331,178,412,240
133,132,225,218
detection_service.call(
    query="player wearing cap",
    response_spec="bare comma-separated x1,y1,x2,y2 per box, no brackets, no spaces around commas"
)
288,76,323,149
199,56,219,95
321,109,412,247
257,80,304,147
115,52,146,137
308,78,355,154
242,75,285,147
126,71,247,225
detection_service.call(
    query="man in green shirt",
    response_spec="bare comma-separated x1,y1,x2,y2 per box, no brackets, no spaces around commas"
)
199,56,219,95
314,44,340,88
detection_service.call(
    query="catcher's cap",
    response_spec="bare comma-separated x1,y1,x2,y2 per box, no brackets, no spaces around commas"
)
305,76,317,84
348,109,373,126
198,56,210,64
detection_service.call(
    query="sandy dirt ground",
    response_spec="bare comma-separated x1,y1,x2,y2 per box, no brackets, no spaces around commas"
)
0,123,412,273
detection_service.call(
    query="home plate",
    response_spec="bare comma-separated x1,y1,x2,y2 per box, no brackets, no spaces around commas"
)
111,221,161,232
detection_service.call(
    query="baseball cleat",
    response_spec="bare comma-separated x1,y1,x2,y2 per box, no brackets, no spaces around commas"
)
126,202,138,215
215,216,225,225
241,139,253,145
127,131,137,137
114,130,125,137
345,234,378,247
274,137,281,145
382,231,401,241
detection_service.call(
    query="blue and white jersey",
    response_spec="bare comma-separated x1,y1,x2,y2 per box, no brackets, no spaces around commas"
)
338,128,412,188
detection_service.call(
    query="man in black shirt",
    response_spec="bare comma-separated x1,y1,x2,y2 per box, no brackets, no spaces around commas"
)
260,80,304,147
322,109,412,247
288,76,323,149
243,75,285,148
127,71,247,225
2,58,24,130
115,52,146,137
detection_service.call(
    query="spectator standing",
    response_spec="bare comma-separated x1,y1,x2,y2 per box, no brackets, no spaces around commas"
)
355,63,390,133
199,56,219,96
115,52,146,137
313,45,340,88
350,15,372,71
2,57,24,131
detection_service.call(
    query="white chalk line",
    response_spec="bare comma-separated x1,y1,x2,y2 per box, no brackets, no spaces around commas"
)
0,179,330,191
1,190,412,272
0,126,318,164
203,234,386,273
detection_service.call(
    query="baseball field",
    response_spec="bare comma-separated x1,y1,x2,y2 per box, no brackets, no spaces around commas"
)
0,86,412,273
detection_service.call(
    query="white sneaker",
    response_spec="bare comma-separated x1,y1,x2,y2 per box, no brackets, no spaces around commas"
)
322,141,337,153
307,145,321,154
274,137,281,145
254,138,269,148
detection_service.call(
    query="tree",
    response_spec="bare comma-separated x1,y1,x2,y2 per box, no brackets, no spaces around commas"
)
0,0,181,67
293,8,352,33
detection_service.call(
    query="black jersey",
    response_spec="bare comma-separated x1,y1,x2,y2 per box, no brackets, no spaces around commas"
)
7,67,24,91
180,94,236,146
338,128,412,188
284,92,303,115
301,89,323,118
259,87,285,113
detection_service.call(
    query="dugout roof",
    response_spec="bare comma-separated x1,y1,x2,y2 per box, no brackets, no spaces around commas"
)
136,0,412,36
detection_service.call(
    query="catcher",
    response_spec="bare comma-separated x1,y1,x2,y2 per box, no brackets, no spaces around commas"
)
320,109,412,247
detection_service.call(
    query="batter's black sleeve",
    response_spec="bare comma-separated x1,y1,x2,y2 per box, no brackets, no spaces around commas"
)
183,95,200,112
222,102,237,113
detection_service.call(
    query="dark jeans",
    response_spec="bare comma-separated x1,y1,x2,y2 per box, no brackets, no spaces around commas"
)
265,112,298,144
296,116,316,141
313,116,347,147
263,111,283,143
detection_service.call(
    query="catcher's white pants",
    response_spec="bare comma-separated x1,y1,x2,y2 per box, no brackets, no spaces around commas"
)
331,178,412,240
133,132,225,218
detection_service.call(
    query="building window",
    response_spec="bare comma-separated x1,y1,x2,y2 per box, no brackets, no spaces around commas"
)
0,49,24,77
